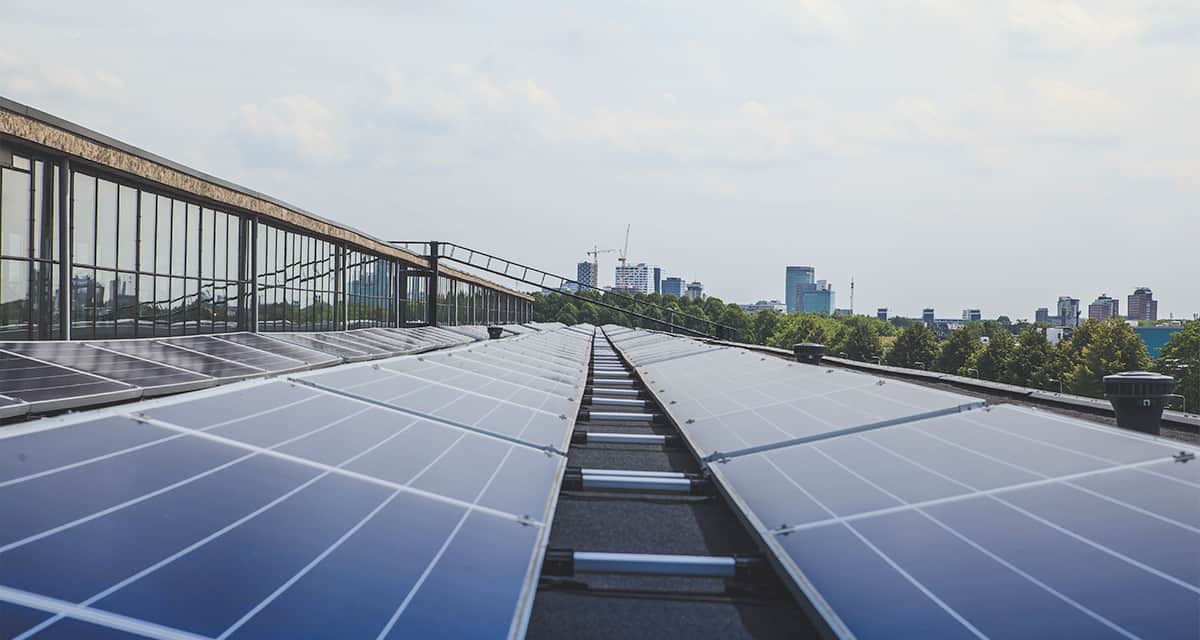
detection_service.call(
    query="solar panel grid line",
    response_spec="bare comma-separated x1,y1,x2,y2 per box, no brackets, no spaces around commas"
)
373,366,566,417
704,402,988,462
274,333,372,361
402,356,577,396
147,340,269,374
9,342,215,394
448,350,580,384
477,341,584,368
767,447,1185,536
163,337,311,375
905,421,1200,539
419,352,579,391
126,412,538,525
0,585,209,640
208,334,324,372
289,376,570,456
214,488,406,640
798,420,1200,596
214,333,342,368
0,347,141,410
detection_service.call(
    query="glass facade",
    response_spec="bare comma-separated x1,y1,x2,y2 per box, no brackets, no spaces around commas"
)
0,141,531,340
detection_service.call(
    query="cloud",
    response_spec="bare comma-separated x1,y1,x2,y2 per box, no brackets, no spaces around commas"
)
0,47,125,102
1008,1,1141,53
229,95,346,166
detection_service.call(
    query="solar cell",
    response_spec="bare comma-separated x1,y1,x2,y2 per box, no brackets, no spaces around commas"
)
215,332,340,367
161,336,308,373
270,333,373,360
0,349,139,412
96,340,263,380
3,341,213,396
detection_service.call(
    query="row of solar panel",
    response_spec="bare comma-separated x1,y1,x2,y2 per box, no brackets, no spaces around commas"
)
0,325,596,639
0,326,546,418
603,326,1200,640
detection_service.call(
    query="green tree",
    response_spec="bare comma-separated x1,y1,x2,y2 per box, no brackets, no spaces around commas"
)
975,329,1015,382
838,316,883,362
1156,322,1199,413
1006,328,1059,389
752,309,782,345
1065,318,1152,396
556,302,579,326
767,313,839,349
936,326,984,375
886,323,939,369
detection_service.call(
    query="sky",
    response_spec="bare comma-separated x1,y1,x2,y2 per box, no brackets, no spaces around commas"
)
2,1,1197,320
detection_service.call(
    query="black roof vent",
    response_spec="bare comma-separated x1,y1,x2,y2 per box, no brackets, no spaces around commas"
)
793,343,825,365
1103,371,1176,436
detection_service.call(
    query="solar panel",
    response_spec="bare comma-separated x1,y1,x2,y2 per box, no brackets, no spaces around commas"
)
2,341,214,396
0,326,592,638
0,394,28,420
0,348,139,412
161,336,309,374
97,339,263,380
605,327,1200,640
271,333,374,360
214,333,341,367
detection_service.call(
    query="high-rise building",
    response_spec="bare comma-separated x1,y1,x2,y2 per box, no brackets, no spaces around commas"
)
1088,294,1120,321
1126,287,1158,321
613,262,650,293
1035,307,1050,324
740,300,787,313
662,277,685,298
685,281,704,300
877,308,888,321
922,308,935,324
785,266,815,313
1056,296,1081,328
652,267,662,295
800,280,834,314
962,309,982,322
576,261,596,288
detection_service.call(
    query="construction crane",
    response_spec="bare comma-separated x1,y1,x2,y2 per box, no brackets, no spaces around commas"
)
584,245,615,288
617,224,631,290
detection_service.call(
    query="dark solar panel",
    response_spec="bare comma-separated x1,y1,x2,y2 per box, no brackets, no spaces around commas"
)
605,326,1200,640
271,333,372,360
162,336,308,373
97,340,263,380
0,326,594,638
0,349,139,411
2,341,214,396
215,333,341,367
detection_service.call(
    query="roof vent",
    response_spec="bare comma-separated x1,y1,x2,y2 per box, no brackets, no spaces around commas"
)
487,326,504,339
793,342,825,365
1103,371,1176,436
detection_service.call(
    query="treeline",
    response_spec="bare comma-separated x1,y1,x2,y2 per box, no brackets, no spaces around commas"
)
533,291,1198,411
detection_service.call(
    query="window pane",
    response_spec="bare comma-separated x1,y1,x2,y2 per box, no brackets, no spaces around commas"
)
137,273,155,337
70,266,96,338
1,168,31,258
154,275,170,336
171,200,186,276
95,179,117,268
117,185,137,271
95,269,116,338
114,272,136,337
213,212,227,281
0,259,29,338
139,193,155,273
186,204,200,278
72,173,96,265
155,196,170,274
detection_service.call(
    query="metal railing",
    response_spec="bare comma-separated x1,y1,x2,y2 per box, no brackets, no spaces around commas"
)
389,241,735,339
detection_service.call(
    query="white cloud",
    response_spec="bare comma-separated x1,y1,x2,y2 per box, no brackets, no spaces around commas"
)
0,47,125,102
230,95,346,165
1008,1,1142,52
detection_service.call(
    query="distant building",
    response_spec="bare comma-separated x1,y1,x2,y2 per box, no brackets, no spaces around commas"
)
801,280,834,314
614,262,650,294
652,267,662,295
922,308,935,324
740,300,786,313
1134,326,1182,358
577,261,596,289
1088,294,1120,321
962,309,982,322
685,281,704,300
1035,307,1050,324
1126,287,1158,321
785,266,815,313
1057,296,1081,328
833,308,853,317
662,277,685,298
877,308,888,321
1045,327,1066,346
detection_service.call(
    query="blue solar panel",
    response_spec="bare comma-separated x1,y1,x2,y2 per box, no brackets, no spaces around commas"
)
604,326,1200,640
0,326,594,638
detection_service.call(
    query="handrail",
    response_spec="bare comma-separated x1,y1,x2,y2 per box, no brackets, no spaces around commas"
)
389,241,735,339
